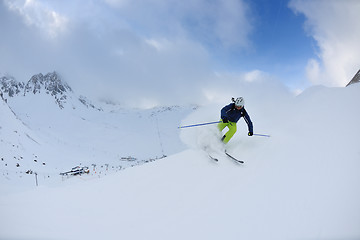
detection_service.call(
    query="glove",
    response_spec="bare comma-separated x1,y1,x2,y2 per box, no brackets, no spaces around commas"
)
248,132,253,136
222,118,229,123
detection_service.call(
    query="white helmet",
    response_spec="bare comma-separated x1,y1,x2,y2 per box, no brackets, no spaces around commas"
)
234,97,245,107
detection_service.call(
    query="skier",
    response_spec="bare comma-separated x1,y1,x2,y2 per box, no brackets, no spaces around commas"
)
218,97,253,143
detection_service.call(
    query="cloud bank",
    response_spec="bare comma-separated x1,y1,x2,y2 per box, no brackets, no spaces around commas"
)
0,0,254,107
289,0,360,87
1,0,360,107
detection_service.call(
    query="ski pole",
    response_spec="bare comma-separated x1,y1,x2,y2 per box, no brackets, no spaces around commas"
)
178,121,221,129
253,133,271,137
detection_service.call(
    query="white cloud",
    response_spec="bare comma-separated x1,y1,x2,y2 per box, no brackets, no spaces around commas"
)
103,0,130,8
244,70,267,83
289,0,360,87
102,0,253,50
4,0,68,39
212,0,253,49
145,38,171,51
305,58,320,83
0,0,254,107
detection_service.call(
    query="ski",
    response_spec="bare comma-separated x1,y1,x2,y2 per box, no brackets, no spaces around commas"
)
203,146,219,162
208,153,219,162
204,149,243,164
225,150,244,164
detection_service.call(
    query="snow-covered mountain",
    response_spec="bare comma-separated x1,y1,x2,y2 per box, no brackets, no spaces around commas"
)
1,71,101,110
24,72,73,109
25,72,72,95
346,69,360,87
0,91,43,167
0,74,359,240
0,72,195,191
0,74,25,97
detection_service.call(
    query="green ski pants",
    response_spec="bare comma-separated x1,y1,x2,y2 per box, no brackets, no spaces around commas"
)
218,120,237,143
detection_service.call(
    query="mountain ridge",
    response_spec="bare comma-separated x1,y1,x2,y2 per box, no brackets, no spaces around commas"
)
0,71,100,110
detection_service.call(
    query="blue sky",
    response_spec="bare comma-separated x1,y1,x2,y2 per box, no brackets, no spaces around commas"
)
213,0,315,89
1,0,359,107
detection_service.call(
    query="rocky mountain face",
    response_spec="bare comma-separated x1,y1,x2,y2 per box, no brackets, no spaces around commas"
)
346,69,360,87
0,71,100,110
24,72,72,96
0,74,25,97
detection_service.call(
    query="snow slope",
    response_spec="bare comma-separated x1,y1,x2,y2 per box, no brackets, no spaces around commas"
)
0,95,51,190
1,84,360,240
1,73,195,192
8,91,194,162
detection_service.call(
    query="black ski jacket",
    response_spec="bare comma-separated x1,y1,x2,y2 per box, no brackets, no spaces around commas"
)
221,103,253,133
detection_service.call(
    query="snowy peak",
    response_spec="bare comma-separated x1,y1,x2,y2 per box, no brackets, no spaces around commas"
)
0,71,72,99
0,74,25,97
0,71,101,110
24,71,72,96
23,72,73,109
